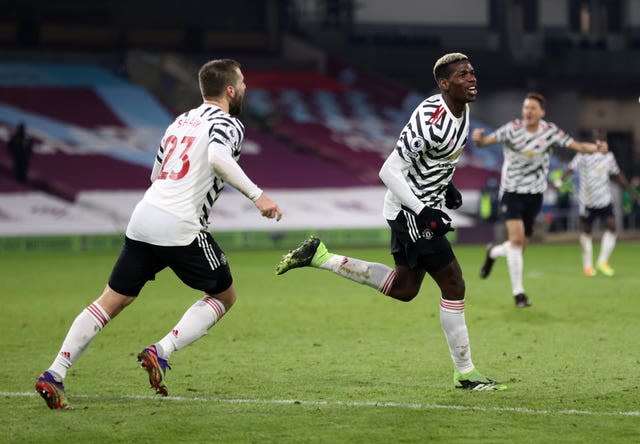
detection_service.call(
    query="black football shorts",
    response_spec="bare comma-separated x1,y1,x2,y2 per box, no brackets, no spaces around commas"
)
500,192,543,237
580,204,614,224
387,210,455,273
108,232,232,297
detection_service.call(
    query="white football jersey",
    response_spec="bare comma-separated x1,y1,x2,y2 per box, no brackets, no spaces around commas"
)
126,103,244,246
568,151,620,211
383,93,469,219
493,119,573,194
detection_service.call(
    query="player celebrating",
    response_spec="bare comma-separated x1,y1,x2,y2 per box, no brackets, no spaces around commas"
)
276,53,506,391
472,93,608,307
554,143,640,276
34,59,283,409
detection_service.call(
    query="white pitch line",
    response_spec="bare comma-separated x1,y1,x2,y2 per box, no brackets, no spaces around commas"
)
4,391,638,418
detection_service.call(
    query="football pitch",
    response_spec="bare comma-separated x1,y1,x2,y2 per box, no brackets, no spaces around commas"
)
2,241,639,443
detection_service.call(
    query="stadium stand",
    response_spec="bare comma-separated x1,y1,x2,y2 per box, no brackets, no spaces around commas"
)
0,60,416,238
0,62,375,195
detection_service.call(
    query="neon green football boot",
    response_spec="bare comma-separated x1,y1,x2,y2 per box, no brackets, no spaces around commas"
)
596,262,614,277
454,368,507,391
275,236,332,275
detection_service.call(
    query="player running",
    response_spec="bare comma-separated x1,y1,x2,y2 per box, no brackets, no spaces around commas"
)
277,53,506,391
472,92,608,307
554,145,640,276
34,59,283,409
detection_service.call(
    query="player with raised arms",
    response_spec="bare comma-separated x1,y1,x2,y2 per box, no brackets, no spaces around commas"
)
473,93,608,307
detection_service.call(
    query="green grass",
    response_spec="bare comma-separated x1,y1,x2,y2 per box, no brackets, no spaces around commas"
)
1,242,639,443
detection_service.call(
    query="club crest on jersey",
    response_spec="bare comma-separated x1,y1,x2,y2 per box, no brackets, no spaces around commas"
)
421,228,434,240
405,136,425,159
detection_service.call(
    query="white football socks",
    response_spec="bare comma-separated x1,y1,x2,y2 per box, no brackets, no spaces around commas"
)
579,233,593,269
317,254,396,295
155,295,226,360
48,302,111,380
598,230,616,265
505,242,524,295
489,241,508,259
439,298,474,373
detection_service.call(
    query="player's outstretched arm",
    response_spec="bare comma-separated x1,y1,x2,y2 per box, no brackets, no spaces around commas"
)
210,148,283,221
569,139,608,154
471,128,497,148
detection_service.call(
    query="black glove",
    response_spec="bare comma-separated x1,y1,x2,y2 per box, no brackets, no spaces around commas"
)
444,182,462,210
416,206,454,237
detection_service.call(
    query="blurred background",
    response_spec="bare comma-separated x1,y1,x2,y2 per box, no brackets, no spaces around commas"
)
1,0,639,252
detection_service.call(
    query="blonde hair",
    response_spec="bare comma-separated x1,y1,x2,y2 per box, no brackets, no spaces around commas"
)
433,52,469,83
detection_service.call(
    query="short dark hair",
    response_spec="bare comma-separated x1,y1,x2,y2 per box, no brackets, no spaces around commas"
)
432,52,469,83
198,59,241,99
525,92,546,109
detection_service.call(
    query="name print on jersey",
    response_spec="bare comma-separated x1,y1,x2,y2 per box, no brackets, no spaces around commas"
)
176,117,202,128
